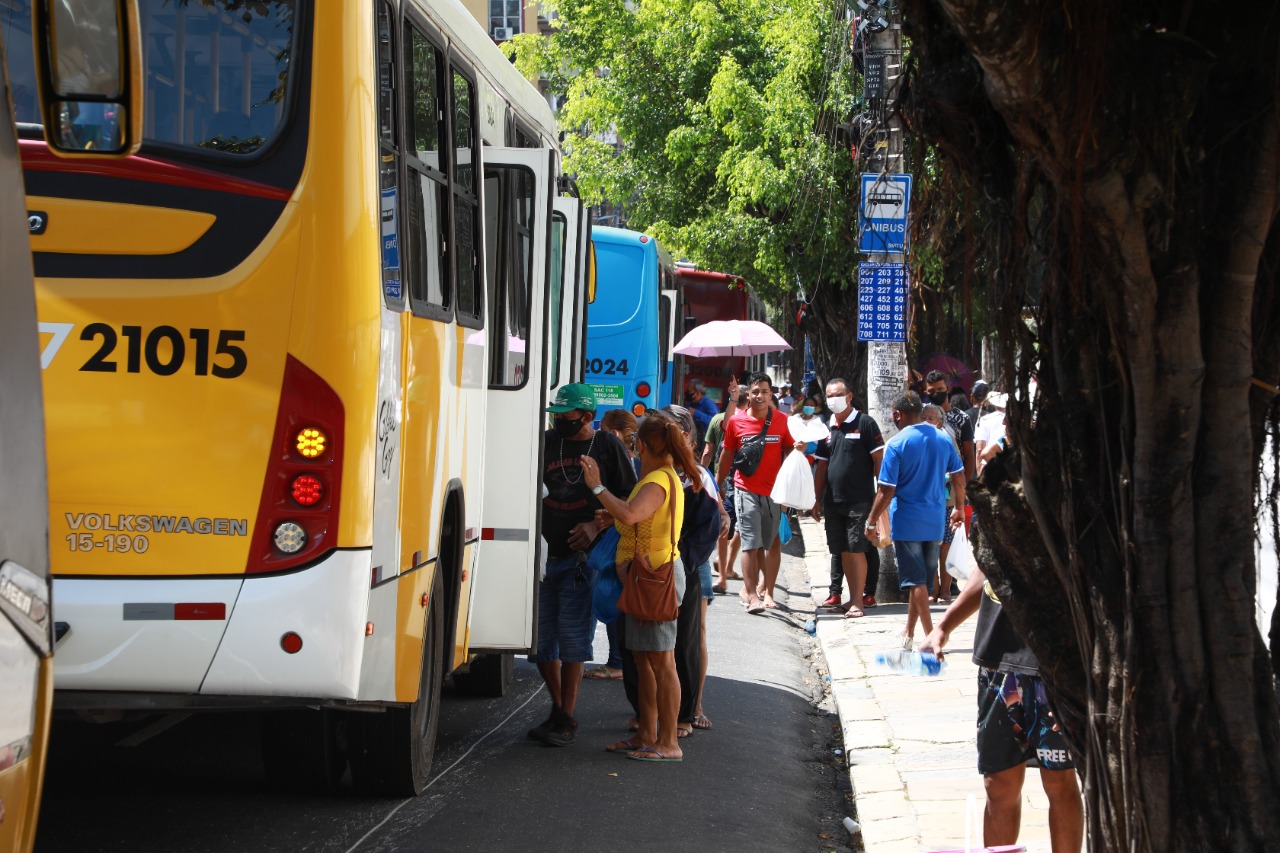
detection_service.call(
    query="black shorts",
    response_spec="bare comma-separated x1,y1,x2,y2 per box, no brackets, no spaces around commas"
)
976,669,1075,775
824,503,871,555
721,477,737,538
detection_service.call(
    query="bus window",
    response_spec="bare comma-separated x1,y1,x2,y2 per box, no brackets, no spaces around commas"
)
405,23,450,317
548,212,567,387
592,242,643,324
377,3,402,307
140,0,297,155
485,165,535,387
658,292,672,383
451,66,482,325
1,1,38,125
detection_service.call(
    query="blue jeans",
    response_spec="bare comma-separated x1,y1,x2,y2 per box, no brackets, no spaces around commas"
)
893,540,939,592
529,556,595,663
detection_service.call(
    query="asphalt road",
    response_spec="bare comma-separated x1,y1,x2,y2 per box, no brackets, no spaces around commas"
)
35,545,851,853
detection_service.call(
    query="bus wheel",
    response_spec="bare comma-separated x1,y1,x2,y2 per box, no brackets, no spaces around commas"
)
350,572,444,796
260,708,347,792
453,652,514,698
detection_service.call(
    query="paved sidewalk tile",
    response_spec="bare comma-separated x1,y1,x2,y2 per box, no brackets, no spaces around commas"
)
796,517,1068,853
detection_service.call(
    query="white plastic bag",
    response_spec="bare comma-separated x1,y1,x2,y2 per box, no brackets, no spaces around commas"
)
787,414,831,444
770,450,816,510
944,522,975,582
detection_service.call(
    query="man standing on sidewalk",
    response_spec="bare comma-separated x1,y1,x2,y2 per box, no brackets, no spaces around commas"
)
920,566,1085,852
865,392,965,646
811,378,884,618
716,373,795,613
531,384,637,745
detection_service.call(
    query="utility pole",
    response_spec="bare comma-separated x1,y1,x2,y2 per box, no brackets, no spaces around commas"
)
858,0,907,601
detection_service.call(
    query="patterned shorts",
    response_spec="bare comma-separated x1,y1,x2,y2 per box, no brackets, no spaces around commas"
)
976,669,1075,775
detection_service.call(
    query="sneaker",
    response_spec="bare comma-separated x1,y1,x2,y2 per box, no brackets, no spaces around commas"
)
527,708,558,740
820,594,841,608
862,594,877,608
537,710,577,747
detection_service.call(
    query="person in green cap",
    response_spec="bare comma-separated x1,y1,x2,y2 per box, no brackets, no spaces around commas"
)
527,383,637,746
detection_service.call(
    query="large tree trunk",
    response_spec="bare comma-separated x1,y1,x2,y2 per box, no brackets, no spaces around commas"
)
903,1,1280,848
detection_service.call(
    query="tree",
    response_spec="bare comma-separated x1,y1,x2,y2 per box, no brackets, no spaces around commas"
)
506,0,872,385
902,0,1280,848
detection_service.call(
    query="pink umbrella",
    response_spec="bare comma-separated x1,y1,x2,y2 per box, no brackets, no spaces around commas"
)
918,353,975,393
674,320,792,357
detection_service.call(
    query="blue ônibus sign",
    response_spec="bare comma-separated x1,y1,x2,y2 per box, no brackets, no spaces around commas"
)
858,173,911,255
857,262,907,343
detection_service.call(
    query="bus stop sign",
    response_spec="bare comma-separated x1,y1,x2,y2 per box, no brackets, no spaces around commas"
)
859,173,911,255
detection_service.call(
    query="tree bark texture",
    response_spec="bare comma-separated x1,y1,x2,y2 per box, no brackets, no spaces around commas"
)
902,1,1280,849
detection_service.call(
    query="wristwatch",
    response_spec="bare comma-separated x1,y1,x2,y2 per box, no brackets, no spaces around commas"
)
864,522,877,530
591,484,607,496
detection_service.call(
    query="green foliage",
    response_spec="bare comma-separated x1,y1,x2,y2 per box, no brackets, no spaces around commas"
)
507,0,861,303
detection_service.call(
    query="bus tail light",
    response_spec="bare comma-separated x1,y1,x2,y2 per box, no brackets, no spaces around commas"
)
636,381,651,398
280,632,303,654
631,402,646,416
246,355,344,574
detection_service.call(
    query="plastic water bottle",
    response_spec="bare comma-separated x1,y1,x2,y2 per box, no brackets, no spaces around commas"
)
804,618,817,635
873,650,945,676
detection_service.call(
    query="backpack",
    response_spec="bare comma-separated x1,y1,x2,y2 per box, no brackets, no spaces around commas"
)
679,468,722,569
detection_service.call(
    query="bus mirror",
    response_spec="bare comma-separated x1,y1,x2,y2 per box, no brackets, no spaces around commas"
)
33,0,143,156
587,240,597,303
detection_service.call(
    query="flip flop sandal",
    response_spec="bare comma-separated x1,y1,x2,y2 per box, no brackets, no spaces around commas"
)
746,601,766,615
843,608,865,618
692,715,712,730
606,738,643,753
584,667,623,680
627,745,682,763
676,725,693,738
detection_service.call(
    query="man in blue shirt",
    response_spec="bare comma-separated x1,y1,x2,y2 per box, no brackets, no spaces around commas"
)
684,378,721,453
865,391,966,648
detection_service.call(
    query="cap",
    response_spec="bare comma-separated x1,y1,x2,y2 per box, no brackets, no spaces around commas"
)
546,382,597,413
986,391,1009,408
971,381,990,399
780,382,791,389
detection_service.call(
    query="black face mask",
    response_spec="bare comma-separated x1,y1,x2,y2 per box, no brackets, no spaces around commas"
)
553,417,585,439
928,391,948,406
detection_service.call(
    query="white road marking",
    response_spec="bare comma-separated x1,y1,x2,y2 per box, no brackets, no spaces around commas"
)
344,684,546,853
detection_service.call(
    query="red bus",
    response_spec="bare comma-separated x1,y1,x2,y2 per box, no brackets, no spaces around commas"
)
676,266,767,407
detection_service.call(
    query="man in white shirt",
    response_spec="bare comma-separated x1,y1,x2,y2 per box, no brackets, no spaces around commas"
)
974,391,1008,473
777,383,794,414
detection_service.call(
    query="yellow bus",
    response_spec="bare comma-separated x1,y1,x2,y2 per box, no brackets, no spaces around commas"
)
6,0,590,794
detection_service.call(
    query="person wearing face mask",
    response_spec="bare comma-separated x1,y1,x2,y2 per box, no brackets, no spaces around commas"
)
924,370,976,482
683,379,720,455
811,379,886,617
530,384,638,746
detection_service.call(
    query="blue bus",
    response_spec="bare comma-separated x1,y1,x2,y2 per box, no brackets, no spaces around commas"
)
586,227,683,417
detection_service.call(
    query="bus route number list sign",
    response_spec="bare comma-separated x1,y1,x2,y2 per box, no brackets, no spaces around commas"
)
857,262,907,343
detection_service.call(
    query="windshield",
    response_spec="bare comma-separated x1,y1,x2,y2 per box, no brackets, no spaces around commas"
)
590,241,644,326
1,0,298,155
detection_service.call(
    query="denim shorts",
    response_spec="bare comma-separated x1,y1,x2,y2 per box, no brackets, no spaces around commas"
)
893,540,939,592
528,555,595,664
697,559,714,602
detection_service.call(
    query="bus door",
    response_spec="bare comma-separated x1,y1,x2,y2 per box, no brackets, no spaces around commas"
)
470,148,554,651
659,289,680,405
552,195,589,385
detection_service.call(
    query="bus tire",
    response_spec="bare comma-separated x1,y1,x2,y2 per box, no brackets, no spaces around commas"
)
453,652,514,698
259,708,347,792
349,571,444,796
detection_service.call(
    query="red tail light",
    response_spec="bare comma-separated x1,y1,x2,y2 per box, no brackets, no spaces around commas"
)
636,381,651,398
245,355,344,574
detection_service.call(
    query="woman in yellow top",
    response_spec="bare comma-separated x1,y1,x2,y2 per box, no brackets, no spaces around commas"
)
580,410,703,762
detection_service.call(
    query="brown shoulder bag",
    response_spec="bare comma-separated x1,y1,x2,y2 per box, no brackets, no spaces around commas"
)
616,471,680,623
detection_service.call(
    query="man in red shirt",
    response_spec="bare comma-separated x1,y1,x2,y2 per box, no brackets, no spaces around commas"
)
716,373,796,613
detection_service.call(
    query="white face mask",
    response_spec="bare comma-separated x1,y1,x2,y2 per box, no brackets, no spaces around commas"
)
826,396,850,415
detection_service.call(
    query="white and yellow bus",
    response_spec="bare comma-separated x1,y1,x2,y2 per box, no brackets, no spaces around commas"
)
5,0,590,794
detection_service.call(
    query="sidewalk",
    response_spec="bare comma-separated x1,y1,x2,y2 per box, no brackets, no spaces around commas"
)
794,516,1056,853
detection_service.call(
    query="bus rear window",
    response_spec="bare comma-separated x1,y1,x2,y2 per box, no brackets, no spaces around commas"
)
1,0,298,155
591,242,644,326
